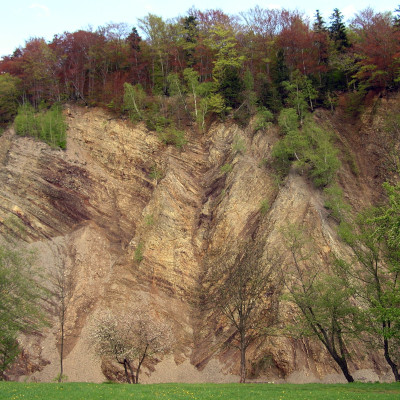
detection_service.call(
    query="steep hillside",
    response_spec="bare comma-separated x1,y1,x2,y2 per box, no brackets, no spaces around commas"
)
0,96,398,383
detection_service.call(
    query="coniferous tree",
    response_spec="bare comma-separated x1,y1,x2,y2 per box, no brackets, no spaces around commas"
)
314,10,327,33
272,48,290,105
182,15,198,67
394,5,400,28
329,8,350,51
313,10,330,88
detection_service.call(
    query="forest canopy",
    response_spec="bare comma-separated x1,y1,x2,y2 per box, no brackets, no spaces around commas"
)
0,5,399,127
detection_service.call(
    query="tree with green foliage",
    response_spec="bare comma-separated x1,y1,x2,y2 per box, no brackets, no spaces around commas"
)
217,65,243,109
233,69,258,127
0,241,47,379
267,48,289,108
183,68,200,119
338,181,400,381
183,68,223,129
254,107,274,133
271,112,340,187
271,108,306,176
138,14,171,94
206,25,244,82
167,72,188,117
282,224,358,383
323,184,350,222
123,82,146,122
282,70,317,122
304,119,340,187
0,74,21,124
313,10,330,87
205,25,245,110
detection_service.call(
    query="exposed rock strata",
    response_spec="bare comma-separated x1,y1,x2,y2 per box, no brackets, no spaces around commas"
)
0,100,395,383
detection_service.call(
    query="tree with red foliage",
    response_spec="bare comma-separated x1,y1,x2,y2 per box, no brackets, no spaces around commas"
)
278,16,320,77
239,7,295,77
19,38,60,105
51,30,104,103
0,39,59,105
351,8,400,91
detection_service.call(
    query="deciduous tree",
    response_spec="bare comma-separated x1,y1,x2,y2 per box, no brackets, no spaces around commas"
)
202,243,281,383
282,224,358,383
90,309,173,383
338,181,400,381
0,239,47,379
350,8,400,91
0,73,21,124
48,244,73,382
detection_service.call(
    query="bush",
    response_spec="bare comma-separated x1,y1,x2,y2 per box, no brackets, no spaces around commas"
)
144,101,171,132
15,103,67,149
14,103,37,137
144,214,154,226
324,184,350,222
134,242,144,263
232,135,246,155
254,107,273,133
220,163,233,174
260,199,270,215
271,111,340,187
38,104,67,149
158,127,187,148
149,165,163,183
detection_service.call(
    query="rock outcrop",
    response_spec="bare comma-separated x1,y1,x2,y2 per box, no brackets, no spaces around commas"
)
0,98,396,383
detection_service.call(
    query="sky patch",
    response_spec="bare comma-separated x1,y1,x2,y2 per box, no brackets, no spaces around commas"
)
29,3,50,17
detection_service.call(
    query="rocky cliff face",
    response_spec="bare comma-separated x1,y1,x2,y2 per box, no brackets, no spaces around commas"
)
0,97,397,383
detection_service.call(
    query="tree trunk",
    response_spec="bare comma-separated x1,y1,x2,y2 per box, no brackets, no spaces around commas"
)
384,336,400,382
128,362,137,384
134,345,148,384
239,332,246,383
123,360,132,384
331,354,354,383
134,366,140,384
58,318,64,382
339,360,354,383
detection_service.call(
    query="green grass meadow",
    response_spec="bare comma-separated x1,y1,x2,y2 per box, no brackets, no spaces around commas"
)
1,382,399,400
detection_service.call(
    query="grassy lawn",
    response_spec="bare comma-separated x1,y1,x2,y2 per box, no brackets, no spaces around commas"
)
0,382,399,400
